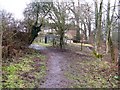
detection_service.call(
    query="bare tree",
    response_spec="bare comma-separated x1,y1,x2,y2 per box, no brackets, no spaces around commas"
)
94,0,103,53
118,0,120,76
23,0,53,44
48,2,71,49
105,0,117,62
69,1,80,42
0,10,2,85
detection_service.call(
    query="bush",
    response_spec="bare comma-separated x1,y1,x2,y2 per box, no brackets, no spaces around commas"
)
2,30,31,60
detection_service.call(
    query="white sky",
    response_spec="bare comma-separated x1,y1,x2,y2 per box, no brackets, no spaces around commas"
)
0,0,31,20
0,0,117,20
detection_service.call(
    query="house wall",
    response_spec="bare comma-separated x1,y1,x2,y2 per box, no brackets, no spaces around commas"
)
65,29,76,39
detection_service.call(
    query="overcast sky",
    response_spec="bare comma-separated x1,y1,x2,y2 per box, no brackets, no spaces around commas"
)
0,0,31,19
0,0,117,20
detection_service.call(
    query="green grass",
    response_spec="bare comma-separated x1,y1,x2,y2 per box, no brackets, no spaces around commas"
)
64,59,118,88
33,37,53,47
71,43,93,47
33,41,52,47
2,50,46,88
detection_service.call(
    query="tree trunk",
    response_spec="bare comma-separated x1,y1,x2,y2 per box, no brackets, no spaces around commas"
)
88,20,91,40
97,0,103,50
118,0,120,74
76,17,80,42
0,21,2,85
80,38,83,51
105,0,117,62
0,26,2,61
60,36,63,49
94,0,98,52
83,22,87,40
75,0,80,42
106,25,111,53
29,4,42,44
60,31,64,49
80,23,83,51
106,0,116,55
94,0,103,53
106,0,111,53
109,37,115,62
76,27,80,42
29,24,42,44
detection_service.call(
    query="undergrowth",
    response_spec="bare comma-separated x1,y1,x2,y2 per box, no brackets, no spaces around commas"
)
2,49,46,88
64,59,118,88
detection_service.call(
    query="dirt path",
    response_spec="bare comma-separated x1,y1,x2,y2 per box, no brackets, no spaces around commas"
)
29,44,69,88
40,50,69,88
29,44,118,88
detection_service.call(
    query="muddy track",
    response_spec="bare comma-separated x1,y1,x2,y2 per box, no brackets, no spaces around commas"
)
29,44,69,88
29,44,118,88
40,48,69,88
39,47,92,88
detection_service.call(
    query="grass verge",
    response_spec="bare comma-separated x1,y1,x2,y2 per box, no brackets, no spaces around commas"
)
33,41,52,47
64,59,118,88
2,49,46,88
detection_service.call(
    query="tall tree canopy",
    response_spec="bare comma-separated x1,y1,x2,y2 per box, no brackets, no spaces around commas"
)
48,2,71,49
23,0,53,44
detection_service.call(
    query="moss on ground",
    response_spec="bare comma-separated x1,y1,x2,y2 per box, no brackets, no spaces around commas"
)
2,50,46,88
33,40,52,47
64,59,118,88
